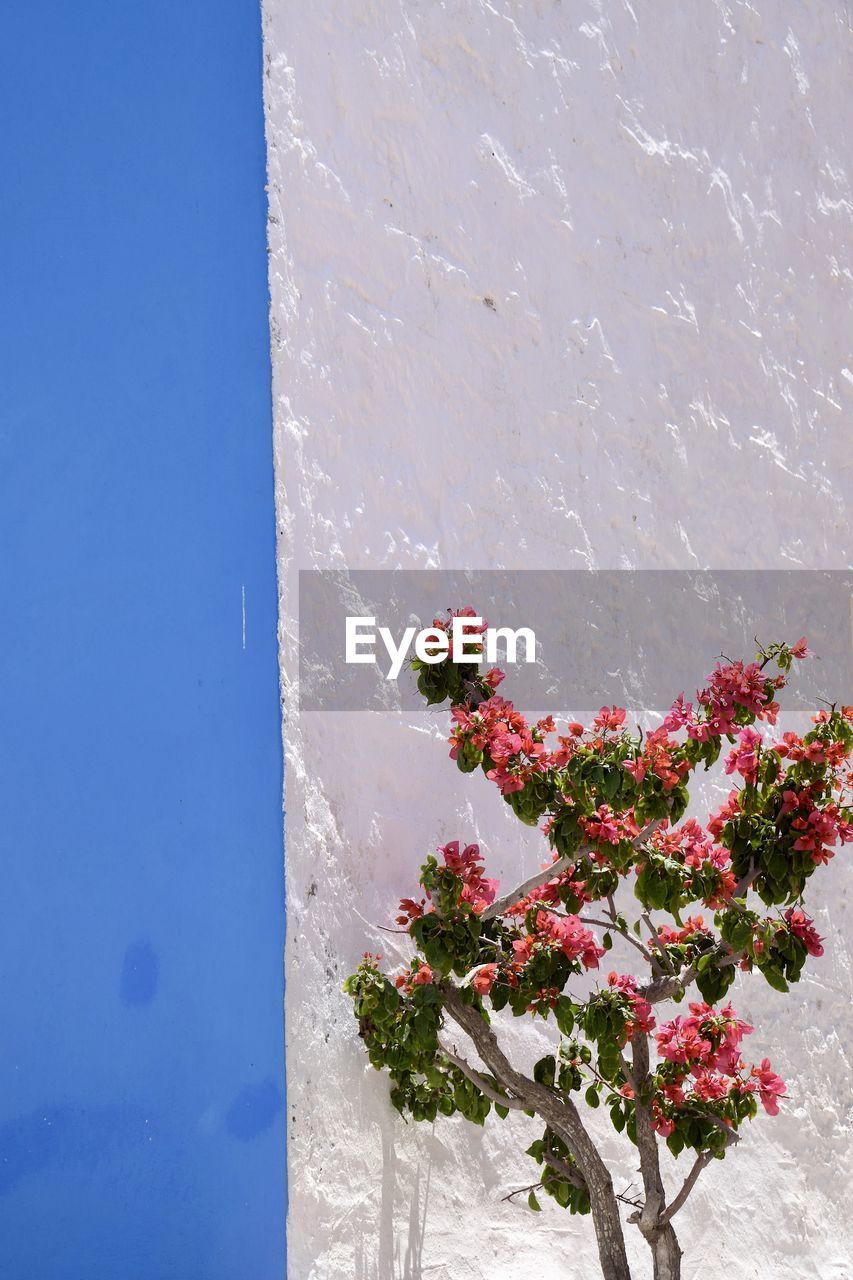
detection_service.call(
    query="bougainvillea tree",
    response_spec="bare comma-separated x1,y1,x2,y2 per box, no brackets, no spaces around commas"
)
345,611,851,1280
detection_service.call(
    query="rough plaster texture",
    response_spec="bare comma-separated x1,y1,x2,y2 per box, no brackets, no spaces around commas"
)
262,3,853,1277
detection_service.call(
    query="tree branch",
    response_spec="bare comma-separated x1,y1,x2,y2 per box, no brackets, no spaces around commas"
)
480,851,589,922
629,1031,668,1239
615,1184,645,1211
641,969,694,1005
481,818,665,922
440,985,632,1276
733,858,758,899
437,1039,528,1111
641,946,745,1006
442,985,606,1183
657,1152,711,1225
706,1114,740,1147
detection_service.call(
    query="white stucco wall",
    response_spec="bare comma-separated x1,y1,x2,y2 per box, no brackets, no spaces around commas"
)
263,4,852,1277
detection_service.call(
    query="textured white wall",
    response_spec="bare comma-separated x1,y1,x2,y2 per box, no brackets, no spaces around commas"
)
263,3,853,1277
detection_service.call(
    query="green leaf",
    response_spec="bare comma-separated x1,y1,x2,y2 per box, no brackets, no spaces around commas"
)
555,997,575,1036
534,1054,557,1087
666,1130,684,1157
528,1190,541,1212
762,965,789,993
603,769,621,800
585,1085,600,1109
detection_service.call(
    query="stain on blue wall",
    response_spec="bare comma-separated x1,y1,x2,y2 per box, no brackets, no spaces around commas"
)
0,3,285,1277
226,1080,284,1144
120,941,160,1008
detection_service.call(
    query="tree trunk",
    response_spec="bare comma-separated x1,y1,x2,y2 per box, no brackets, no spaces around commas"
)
649,1224,681,1280
442,987,633,1280
586,1173,634,1280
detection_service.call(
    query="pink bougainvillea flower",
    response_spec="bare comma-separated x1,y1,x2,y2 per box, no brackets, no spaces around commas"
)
396,897,426,925
623,756,647,783
433,840,501,913
462,877,499,914
471,963,498,995
593,705,627,732
751,1059,787,1115
712,1005,754,1074
581,804,623,846
690,1068,731,1102
607,971,655,1037
653,1112,676,1138
656,915,710,947
785,907,824,957
724,726,763,784
395,960,435,993
655,1015,713,1066
790,637,814,659
661,692,695,733
535,911,606,970
627,727,692,792
707,789,741,838
689,658,780,741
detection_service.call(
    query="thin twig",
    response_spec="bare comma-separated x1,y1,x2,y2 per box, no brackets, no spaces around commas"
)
578,915,655,965
542,1152,586,1191
501,1181,542,1204
579,1059,629,1104
641,912,673,975
616,1182,645,1210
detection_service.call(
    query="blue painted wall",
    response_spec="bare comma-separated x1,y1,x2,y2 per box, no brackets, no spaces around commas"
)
0,3,285,1277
